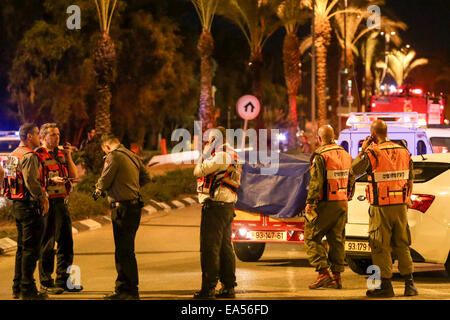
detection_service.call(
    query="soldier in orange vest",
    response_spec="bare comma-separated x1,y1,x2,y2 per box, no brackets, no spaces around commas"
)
304,125,353,289
35,123,81,294
350,119,418,298
1,123,49,299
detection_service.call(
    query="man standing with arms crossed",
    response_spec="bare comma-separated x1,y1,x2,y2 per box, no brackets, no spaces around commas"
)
95,133,151,300
350,119,418,297
304,125,353,289
36,123,82,294
1,123,49,299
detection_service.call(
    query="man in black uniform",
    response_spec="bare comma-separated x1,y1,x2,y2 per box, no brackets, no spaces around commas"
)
1,123,49,299
95,133,151,300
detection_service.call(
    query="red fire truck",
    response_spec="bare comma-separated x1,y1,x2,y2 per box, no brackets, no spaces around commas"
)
370,87,446,126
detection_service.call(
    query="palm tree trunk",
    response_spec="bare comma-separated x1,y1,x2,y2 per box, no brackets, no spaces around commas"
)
198,29,216,133
315,19,331,127
283,32,301,149
316,42,328,126
93,32,116,135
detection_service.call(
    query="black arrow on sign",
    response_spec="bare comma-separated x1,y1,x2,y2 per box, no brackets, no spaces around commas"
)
244,102,255,113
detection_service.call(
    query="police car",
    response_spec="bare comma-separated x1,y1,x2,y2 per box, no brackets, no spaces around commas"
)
337,112,433,158
0,131,20,207
345,153,450,276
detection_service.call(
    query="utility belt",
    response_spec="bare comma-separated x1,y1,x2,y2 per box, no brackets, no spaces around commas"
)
202,198,235,209
110,198,144,209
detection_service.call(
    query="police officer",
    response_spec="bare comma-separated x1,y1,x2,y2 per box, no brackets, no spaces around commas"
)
95,133,151,300
193,126,241,299
36,123,82,294
350,119,418,297
304,125,353,289
1,123,49,299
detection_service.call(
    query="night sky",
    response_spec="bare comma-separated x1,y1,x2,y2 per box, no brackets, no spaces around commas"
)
388,0,450,58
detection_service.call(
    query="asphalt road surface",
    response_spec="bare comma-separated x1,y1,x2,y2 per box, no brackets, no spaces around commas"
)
0,204,448,300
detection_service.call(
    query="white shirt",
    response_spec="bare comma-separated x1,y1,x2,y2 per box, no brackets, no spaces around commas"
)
194,144,238,204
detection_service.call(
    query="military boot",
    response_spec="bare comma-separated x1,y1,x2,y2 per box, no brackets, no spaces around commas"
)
193,287,216,299
326,272,343,289
309,268,333,289
215,286,235,299
403,274,419,296
366,278,395,298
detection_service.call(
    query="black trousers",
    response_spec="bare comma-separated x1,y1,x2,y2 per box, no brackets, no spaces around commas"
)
200,200,236,290
12,200,43,295
39,198,74,287
111,202,142,294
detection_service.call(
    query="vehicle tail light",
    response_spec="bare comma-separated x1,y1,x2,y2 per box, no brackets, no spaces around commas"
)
410,194,435,213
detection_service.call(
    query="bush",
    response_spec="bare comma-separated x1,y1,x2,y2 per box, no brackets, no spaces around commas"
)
141,168,196,203
66,191,110,220
74,172,101,194
0,199,14,221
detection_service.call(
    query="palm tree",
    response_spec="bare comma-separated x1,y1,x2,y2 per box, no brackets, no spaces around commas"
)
219,0,282,129
191,0,220,133
376,48,428,87
302,0,342,126
93,0,119,135
333,6,369,82
277,0,308,149
359,16,406,106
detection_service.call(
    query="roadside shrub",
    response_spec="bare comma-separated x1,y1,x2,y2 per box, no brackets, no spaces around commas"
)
140,168,196,203
66,191,109,220
74,172,101,194
0,199,14,221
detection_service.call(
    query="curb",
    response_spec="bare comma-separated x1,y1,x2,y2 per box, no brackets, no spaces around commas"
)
0,196,199,255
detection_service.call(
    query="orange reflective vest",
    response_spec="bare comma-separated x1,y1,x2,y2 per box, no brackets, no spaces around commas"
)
312,144,352,201
1,146,38,200
197,148,241,197
35,147,70,199
365,141,411,206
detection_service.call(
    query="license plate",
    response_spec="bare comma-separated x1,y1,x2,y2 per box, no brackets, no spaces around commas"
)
251,231,287,241
345,240,371,253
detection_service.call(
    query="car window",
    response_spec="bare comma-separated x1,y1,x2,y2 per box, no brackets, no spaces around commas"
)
340,141,349,152
430,137,450,153
412,162,450,183
0,140,20,153
416,140,427,155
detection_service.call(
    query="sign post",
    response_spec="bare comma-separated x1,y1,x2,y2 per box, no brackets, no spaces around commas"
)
236,95,261,150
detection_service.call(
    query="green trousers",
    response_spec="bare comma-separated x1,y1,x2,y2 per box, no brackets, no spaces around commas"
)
305,201,347,273
368,204,413,279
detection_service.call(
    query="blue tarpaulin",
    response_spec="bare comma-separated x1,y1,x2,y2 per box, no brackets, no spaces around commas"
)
235,153,311,219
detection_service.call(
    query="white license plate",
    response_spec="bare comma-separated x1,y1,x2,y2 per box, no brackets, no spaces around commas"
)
250,231,287,241
345,240,371,253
